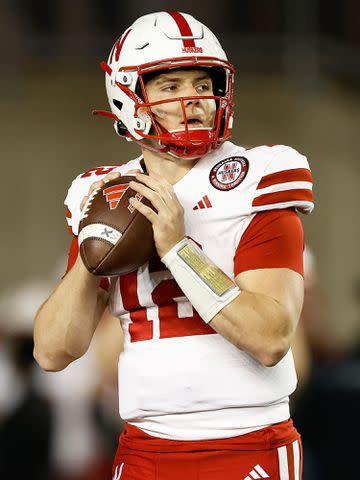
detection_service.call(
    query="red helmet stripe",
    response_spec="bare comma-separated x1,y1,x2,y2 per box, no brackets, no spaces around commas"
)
100,61,112,75
109,43,116,64
167,11,196,47
110,29,131,64
116,29,131,61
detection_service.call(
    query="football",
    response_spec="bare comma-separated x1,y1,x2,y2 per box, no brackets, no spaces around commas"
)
78,176,155,276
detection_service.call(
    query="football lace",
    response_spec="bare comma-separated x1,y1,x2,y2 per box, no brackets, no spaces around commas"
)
81,187,101,220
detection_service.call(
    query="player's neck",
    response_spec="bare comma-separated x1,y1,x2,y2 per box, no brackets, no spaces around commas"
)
142,148,199,185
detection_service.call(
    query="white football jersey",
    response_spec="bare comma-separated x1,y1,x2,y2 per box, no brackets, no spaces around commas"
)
65,141,313,441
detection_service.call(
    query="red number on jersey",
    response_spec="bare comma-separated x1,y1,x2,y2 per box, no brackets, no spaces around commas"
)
119,267,214,343
80,166,119,178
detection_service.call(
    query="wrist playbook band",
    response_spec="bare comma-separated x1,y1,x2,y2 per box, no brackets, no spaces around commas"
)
161,238,241,323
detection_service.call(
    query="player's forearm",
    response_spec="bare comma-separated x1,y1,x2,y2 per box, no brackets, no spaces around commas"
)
33,255,107,371
209,291,297,367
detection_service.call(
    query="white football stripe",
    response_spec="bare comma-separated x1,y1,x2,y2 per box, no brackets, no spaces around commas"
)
277,446,289,480
254,181,313,197
254,464,270,478
293,440,300,480
78,223,122,246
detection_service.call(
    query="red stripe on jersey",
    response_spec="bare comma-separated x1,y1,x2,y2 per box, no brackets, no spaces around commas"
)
252,188,313,207
203,195,212,208
234,209,304,277
287,442,295,480
198,200,205,209
167,11,196,47
66,207,72,218
257,168,313,189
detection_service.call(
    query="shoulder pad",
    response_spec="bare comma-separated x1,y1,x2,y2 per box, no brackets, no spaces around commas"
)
250,145,314,215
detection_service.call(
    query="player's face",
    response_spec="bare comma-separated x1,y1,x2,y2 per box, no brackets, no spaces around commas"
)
144,69,216,132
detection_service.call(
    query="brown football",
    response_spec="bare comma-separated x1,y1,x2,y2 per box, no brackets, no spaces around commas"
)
78,176,155,276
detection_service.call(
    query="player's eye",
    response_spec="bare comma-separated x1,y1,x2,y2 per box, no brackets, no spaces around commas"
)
162,83,178,92
196,83,211,93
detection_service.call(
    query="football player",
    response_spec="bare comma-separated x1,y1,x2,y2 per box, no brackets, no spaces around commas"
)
34,11,314,480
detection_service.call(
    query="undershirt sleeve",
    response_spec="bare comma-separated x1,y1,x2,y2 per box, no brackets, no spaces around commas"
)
234,208,304,277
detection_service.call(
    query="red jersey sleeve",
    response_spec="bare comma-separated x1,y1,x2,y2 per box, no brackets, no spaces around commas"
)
65,236,109,291
234,208,304,277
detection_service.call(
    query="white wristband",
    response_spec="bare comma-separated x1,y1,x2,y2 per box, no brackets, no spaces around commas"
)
161,238,241,323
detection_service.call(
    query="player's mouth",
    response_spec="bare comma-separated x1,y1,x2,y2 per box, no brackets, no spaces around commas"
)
182,116,204,128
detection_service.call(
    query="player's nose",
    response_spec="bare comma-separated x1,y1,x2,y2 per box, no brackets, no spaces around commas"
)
182,84,201,103
183,92,201,107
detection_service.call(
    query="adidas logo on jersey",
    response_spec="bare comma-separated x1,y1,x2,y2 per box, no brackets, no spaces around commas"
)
193,195,212,210
243,464,270,480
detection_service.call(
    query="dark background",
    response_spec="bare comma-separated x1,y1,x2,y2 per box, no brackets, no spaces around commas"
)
0,2,359,479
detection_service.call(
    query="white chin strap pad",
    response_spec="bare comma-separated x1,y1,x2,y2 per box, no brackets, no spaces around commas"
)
161,238,241,324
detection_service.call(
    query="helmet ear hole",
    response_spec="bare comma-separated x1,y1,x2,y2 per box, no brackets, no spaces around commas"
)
113,99,123,111
135,81,143,100
115,120,127,136
209,67,227,96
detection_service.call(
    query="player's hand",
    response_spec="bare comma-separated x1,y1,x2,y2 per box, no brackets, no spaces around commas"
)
129,172,185,258
80,170,140,211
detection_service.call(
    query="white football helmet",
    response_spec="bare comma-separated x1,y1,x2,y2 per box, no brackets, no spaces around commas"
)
94,11,235,159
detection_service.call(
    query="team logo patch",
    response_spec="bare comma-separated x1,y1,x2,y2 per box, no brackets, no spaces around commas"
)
103,184,129,210
209,157,249,191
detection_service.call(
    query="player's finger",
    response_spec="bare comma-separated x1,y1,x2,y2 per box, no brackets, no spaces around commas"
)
129,180,167,212
135,173,175,202
88,179,105,195
103,171,122,182
80,196,89,211
88,172,120,196
125,169,141,175
129,196,157,224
